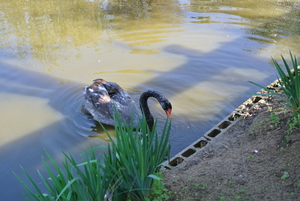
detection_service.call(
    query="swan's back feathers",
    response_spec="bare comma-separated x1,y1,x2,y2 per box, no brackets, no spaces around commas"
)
84,79,141,127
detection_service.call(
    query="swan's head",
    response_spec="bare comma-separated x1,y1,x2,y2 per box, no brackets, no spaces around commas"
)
162,100,172,118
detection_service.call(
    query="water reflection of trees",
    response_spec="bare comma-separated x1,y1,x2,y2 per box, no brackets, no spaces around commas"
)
0,0,182,66
2,0,299,66
188,0,300,55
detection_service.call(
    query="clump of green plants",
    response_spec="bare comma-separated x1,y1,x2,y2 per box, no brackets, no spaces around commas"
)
182,186,188,191
220,196,226,201
145,172,170,201
250,51,300,117
281,171,290,180
14,110,172,201
104,111,171,201
287,116,300,133
284,135,291,143
269,112,281,127
201,183,208,190
14,147,110,201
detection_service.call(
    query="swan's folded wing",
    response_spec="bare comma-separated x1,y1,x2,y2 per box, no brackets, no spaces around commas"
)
103,81,133,106
103,81,124,95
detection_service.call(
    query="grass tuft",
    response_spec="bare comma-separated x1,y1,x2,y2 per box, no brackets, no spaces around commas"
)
14,108,171,201
103,107,171,200
250,51,300,116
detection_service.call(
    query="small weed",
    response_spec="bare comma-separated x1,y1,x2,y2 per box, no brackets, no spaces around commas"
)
248,154,253,159
201,183,207,190
286,161,293,166
288,116,300,133
285,135,291,143
194,183,199,189
189,178,194,182
226,180,232,185
290,192,295,196
220,197,226,201
281,171,290,180
280,147,285,151
194,193,199,196
269,113,280,127
182,186,188,190
238,189,245,194
297,181,300,187
236,195,242,200
146,172,170,201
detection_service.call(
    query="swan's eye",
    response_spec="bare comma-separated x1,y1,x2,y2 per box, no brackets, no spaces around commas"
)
165,101,172,110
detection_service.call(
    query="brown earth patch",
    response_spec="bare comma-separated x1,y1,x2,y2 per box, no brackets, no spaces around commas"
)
162,96,300,201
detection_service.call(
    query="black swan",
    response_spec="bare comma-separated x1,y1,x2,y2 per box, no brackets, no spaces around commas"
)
83,78,172,128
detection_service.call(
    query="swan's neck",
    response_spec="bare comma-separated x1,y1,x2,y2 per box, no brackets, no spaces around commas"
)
139,91,160,128
139,89,170,129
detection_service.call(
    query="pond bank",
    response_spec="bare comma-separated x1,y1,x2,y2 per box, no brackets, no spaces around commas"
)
162,91,300,200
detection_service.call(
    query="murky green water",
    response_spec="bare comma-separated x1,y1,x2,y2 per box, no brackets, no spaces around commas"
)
1,0,300,199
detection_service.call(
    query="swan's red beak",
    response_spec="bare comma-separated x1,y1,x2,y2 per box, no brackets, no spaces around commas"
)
166,108,172,118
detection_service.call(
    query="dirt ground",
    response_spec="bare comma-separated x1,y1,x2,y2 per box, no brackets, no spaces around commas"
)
162,94,300,201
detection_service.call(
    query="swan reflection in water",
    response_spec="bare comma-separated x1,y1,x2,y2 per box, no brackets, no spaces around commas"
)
83,78,172,129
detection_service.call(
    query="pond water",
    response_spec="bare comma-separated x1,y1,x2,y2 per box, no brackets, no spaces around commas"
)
1,0,300,199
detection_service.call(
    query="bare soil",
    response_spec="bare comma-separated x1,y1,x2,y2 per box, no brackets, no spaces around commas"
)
162,95,300,201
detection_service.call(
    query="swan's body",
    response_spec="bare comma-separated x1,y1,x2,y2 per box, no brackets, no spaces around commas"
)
84,79,172,128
